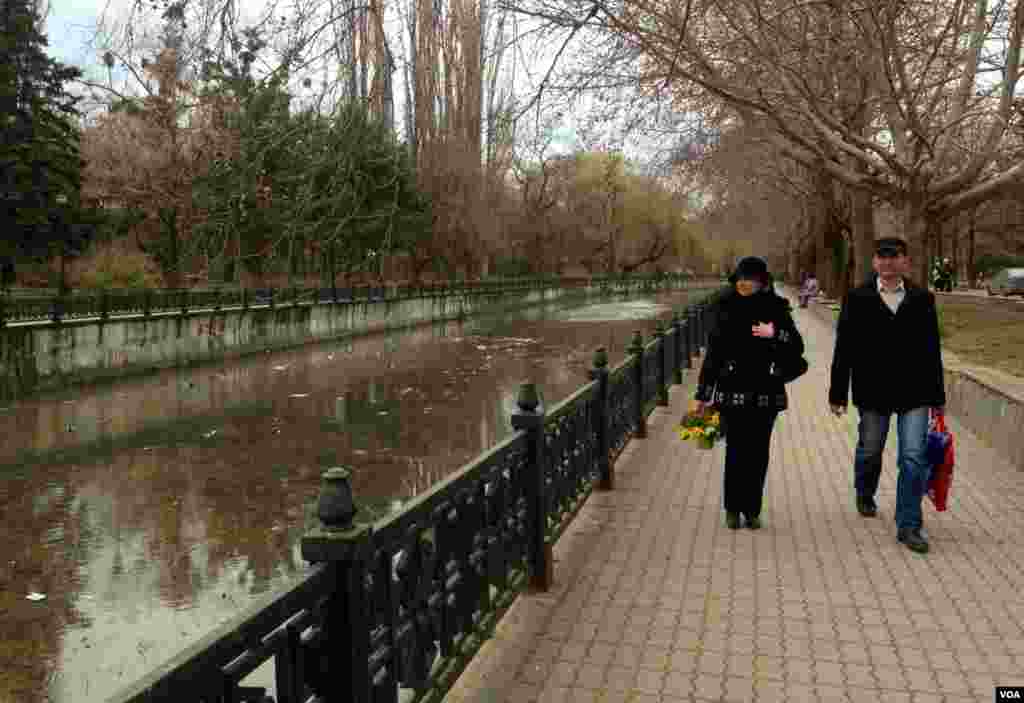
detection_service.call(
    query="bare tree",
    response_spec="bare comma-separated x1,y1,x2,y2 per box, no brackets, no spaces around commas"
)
502,0,1024,284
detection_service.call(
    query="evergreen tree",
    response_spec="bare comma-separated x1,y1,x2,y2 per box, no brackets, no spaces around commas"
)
1,0,92,275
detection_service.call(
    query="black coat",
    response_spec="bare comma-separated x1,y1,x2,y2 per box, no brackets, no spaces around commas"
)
696,287,805,410
828,275,946,413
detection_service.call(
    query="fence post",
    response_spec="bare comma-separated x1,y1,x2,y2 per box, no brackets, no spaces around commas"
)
589,347,612,490
99,290,110,321
50,293,64,324
0,295,5,327
628,331,647,439
686,305,697,360
242,288,249,311
510,382,552,591
697,303,706,352
212,289,221,312
301,467,372,702
698,302,708,352
654,322,668,407
179,289,189,316
268,287,276,309
671,313,684,384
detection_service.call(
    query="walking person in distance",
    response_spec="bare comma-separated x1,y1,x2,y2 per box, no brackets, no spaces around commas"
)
694,256,805,530
828,236,947,554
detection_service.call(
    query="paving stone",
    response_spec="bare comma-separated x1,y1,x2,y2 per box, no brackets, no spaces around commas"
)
602,667,635,692
842,663,877,688
639,647,671,672
816,684,851,702
574,664,607,690
692,673,724,699
876,694,913,703
903,667,941,693
607,643,640,671
846,688,884,703
549,662,579,688
784,658,815,684
667,649,699,673
752,679,787,703
632,668,665,694
537,685,571,703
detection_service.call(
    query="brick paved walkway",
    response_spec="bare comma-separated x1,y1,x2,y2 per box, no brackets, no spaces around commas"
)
446,301,1024,703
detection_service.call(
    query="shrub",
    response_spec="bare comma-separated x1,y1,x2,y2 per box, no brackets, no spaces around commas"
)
975,254,1024,277
72,241,162,290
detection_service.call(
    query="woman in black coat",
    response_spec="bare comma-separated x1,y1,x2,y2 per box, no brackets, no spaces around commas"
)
693,257,805,529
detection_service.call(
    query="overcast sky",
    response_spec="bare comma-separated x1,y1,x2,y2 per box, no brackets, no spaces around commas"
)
41,0,687,166
43,0,102,65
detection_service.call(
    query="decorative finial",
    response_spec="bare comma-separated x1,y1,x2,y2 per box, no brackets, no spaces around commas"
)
630,330,643,350
516,382,540,412
317,467,356,529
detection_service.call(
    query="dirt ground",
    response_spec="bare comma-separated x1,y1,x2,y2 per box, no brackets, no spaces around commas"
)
937,297,1024,379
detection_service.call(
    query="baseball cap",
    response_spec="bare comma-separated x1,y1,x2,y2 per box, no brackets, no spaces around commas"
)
874,237,908,257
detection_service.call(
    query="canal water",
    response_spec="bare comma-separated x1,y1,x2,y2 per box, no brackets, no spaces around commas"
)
0,289,705,702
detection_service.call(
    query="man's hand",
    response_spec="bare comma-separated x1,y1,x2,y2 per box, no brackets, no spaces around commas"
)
830,404,846,417
752,321,775,338
693,400,707,415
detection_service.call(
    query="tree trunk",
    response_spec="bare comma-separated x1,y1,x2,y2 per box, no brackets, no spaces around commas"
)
968,207,977,283
850,187,876,288
951,214,960,287
809,171,834,296
901,200,930,286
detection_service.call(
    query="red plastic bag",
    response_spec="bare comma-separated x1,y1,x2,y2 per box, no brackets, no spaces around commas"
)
927,412,954,512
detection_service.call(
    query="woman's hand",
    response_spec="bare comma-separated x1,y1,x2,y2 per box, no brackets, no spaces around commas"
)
752,321,775,338
693,400,707,415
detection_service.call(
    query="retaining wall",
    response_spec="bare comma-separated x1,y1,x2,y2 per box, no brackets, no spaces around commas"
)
0,280,707,401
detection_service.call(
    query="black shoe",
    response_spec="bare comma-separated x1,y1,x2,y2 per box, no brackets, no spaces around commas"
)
726,512,741,529
856,496,878,517
745,515,761,530
897,528,930,554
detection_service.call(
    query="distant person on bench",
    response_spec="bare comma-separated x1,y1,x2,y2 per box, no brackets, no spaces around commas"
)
799,274,819,308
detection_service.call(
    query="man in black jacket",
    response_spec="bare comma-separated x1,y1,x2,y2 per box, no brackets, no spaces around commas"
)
828,237,946,554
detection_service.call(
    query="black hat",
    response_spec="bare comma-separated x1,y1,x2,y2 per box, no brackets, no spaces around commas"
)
728,256,771,284
874,237,908,257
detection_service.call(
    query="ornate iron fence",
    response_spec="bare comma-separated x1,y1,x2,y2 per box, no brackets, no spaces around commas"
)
0,273,705,327
107,294,715,703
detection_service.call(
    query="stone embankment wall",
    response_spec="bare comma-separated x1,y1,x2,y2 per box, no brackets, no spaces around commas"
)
0,280,706,401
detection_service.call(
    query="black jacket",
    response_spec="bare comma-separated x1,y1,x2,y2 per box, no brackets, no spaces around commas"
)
828,275,946,412
696,287,805,410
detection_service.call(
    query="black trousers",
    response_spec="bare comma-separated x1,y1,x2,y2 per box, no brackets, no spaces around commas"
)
721,407,779,517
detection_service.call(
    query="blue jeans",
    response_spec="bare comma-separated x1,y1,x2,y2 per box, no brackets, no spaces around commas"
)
853,407,931,530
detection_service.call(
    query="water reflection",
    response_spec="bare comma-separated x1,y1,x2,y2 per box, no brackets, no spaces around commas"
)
0,290,702,702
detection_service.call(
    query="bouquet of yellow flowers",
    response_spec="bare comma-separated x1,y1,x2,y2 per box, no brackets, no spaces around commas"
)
677,406,723,450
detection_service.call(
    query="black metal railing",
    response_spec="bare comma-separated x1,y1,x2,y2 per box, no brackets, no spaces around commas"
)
107,294,716,703
0,273,711,327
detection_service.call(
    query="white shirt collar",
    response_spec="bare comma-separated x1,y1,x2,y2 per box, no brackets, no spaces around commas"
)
877,276,905,294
